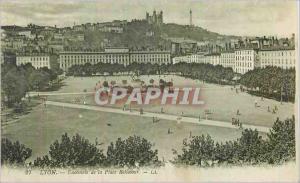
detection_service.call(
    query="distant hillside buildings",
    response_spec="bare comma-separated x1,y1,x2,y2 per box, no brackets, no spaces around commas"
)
1,14,296,76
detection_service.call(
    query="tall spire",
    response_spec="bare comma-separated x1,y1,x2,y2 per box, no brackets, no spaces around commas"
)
189,9,193,26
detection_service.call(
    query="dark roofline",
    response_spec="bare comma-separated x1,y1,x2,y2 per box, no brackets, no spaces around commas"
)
259,47,295,51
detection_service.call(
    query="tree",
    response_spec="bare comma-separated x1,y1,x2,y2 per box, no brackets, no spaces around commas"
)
1,138,32,165
173,135,215,166
266,117,295,163
239,66,295,102
106,135,161,167
1,67,28,107
28,70,50,91
214,141,239,164
236,129,266,164
103,81,109,87
34,133,106,167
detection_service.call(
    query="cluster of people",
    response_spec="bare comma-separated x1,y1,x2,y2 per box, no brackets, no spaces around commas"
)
268,105,278,114
152,117,159,123
232,117,243,129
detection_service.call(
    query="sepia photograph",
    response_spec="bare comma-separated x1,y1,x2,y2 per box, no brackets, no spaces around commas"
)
0,0,299,182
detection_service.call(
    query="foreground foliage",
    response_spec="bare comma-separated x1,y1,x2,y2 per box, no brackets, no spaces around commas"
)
33,133,106,168
173,117,295,166
106,135,161,167
32,134,160,168
1,138,32,165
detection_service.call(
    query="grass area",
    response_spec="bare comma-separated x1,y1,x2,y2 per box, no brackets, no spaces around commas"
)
47,75,295,127
2,105,248,162
1,99,42,125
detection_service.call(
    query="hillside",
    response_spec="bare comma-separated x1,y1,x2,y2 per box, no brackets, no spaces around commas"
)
80,21,239,50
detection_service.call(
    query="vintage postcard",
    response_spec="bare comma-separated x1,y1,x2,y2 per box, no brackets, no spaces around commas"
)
0,0,299,182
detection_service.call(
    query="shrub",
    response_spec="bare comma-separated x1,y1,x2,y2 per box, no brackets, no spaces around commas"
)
1,138,32,165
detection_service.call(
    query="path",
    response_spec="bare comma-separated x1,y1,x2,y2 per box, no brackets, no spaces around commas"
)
45,100,271,133
28,92,94,96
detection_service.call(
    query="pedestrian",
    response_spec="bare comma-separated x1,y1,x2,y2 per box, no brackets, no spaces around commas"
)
189,131,192,138
268,106,270,112
140,108,143,115
239,122,243,129
95,137,99,146
199,115,201,122
168,128,171,134
237,109,240,115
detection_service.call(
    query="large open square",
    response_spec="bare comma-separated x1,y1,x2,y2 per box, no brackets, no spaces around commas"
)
4,74,292,162
46,75,295,127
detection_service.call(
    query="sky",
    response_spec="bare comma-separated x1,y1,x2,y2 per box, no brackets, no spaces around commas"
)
0,0,298,37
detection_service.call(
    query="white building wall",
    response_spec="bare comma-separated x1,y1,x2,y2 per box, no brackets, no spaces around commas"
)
60,51,171,72
220,52,235,68
258,49,296,69
16,56,51,69
234,49,257,74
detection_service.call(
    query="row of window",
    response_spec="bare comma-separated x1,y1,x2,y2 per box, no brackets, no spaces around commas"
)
261,60,295,65
61,54,169,59
61,59,170,68
235,50,253,55
17,57,49,61
260,51,294,57
235,62,253,68
236,56,253,61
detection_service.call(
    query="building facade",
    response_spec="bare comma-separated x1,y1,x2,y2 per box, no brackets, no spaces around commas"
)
171,47,295,74
234,49,259,74
220,51,235,68
172,54,208,64
258,48,296,69
205,53,220,66
16,55,52,69
59,48,171,72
